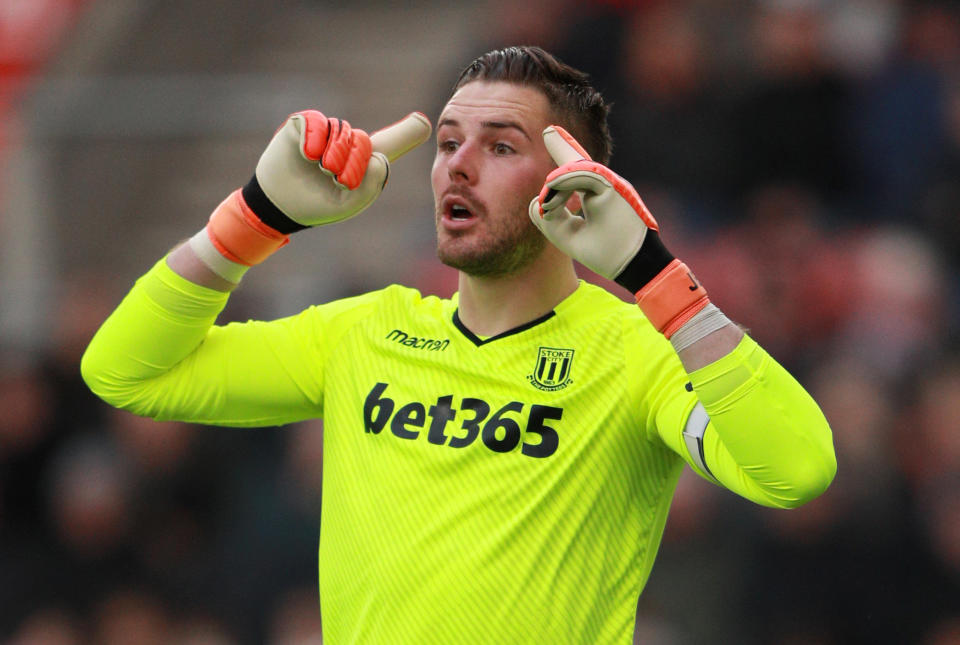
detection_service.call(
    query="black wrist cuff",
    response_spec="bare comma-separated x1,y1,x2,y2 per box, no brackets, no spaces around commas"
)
613,231,675,293
241,175,308,234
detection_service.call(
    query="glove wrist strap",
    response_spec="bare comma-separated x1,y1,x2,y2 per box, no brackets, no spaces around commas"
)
242,175,309,235
613,231,711,338
206,188,290,266
613,230,675,293
634,259,711,338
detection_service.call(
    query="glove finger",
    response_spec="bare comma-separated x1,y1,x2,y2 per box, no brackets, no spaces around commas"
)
538,188,574,214
321,118,352,179
542,125,592,166
357,151,389,196
542,205,580,225
336,128,373,191
546,168,611,198
528,196,551,229
528,198,582,235
553,164,659,232
295,110,330,162
371,112,433,162
325,152,389,224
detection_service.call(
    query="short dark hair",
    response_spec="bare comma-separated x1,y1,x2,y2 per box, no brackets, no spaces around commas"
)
452,46,613,165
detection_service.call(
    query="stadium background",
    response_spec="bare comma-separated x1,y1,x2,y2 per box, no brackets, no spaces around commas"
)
0,0,958,643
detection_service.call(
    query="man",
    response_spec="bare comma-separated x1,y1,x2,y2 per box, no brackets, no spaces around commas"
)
82,46,836,643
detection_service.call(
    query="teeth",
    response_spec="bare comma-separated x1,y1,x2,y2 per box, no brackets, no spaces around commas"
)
451,205,470,219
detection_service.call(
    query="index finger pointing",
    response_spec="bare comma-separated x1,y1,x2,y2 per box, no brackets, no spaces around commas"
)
370,112,433,162
542,125,592,166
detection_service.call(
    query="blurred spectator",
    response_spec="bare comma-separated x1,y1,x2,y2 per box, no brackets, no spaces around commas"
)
47,435,132,558
267,587,323,645
632,611,683,645
109,411,195,477
835,226,948,382
925,617,960,645
637,469,753,643
821,0,900,79
0,359,52,461
683,183,854,370
0,358,55,535
734,2,854,201
91,589,170,645
280,419,324,517
5,608,84,645
917,75,960,325
173,614,239,645
479,0,577,55
610,4,741,212
849,1,960,220
893,356,960,638
740,353,911,642
899,358,960,487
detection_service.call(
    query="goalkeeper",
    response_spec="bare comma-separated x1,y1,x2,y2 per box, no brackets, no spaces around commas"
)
81,46,836,643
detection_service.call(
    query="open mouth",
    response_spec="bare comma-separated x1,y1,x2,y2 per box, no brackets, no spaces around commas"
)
450,204,472,221
441,194,480,226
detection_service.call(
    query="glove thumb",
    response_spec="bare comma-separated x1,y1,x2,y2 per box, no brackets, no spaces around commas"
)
542,125,592,165
353,151,390,201
335,112,432,220
371,112,433,162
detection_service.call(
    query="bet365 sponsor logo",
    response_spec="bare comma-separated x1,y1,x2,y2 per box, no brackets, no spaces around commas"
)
363,382,561,458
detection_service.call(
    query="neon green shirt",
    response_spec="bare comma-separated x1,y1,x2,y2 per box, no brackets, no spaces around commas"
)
82,258,835,644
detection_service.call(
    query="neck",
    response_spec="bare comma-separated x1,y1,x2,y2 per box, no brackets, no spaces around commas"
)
456,246,579,337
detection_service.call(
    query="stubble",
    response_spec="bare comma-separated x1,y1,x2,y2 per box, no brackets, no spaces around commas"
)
436,194,546,277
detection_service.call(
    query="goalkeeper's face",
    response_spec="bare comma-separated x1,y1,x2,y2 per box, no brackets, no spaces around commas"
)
431,81,557,277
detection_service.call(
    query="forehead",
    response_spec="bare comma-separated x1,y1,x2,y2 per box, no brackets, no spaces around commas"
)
439,81,551,129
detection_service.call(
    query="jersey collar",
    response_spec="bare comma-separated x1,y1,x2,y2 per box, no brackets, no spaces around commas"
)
452,309,556,347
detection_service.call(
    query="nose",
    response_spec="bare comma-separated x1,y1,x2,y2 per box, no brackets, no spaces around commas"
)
446,141,477,184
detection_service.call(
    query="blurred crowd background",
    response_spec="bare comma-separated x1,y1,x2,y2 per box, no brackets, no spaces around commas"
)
1,0,959,643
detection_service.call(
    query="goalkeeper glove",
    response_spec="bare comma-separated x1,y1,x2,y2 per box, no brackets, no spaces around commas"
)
190,110,432,283
528,125,715,341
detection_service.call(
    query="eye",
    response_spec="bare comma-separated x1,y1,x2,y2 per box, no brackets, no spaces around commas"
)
493,142,515,155
439,139,460,153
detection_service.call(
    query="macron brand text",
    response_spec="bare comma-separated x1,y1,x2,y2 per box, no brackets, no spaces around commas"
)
386,329,450,351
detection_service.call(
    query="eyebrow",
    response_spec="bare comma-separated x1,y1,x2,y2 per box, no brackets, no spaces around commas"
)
437,118,532,141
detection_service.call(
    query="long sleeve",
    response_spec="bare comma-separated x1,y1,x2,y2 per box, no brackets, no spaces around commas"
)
81,257,329,426
658,335,837,509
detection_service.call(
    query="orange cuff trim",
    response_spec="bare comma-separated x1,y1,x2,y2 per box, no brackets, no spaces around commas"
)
206,189,289,266
635,259,710,338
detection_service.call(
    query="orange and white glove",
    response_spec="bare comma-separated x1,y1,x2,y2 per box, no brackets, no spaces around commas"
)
529,125,724,344
189,110,432,284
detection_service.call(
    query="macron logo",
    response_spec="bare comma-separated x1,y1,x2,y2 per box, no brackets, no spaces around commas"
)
386,329,450,352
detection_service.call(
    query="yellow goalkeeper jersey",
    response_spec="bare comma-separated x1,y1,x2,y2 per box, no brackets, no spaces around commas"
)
82,259,835,644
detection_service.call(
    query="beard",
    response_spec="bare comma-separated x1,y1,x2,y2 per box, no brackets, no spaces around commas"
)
436,194,546,278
